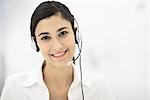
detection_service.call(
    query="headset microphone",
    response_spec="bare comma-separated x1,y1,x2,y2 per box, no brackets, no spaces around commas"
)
67,61,73,66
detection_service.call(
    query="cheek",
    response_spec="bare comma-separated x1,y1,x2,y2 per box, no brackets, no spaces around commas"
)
64,37,76,50
67,41,76,56
40,46,49,53
69,44,75,54
37,41,51,55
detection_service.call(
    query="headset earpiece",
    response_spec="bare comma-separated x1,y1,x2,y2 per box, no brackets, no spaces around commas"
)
74,27,79,44
31,37,40,52
72,18,82,44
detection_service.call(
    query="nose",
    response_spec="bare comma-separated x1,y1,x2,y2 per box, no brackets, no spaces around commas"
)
52,38,63,51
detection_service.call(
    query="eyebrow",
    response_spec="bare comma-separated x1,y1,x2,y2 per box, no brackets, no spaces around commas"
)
57,27,68,32
38,27,68,37
38,32,49,37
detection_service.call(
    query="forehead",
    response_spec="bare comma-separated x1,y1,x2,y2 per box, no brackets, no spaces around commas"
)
35,14,72,34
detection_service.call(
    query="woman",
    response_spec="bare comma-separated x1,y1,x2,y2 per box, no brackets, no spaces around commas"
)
0,1,116,100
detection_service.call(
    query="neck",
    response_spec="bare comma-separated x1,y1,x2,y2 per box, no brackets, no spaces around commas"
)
43,62,74,87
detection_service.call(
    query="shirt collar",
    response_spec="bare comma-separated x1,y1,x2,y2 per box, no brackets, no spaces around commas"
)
22,60,90,88
22,60,44,87
72,64,91,88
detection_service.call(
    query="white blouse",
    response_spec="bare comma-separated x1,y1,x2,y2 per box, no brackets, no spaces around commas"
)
0,60,116,100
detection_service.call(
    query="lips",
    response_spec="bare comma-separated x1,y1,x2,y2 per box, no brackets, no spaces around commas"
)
50,50,67,58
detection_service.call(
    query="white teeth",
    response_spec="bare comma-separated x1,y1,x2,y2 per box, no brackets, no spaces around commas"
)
53,52,65,57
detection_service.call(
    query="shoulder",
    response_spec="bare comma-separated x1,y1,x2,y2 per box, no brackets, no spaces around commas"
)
1,68,38,100
83,72,116,100
83,71,105,88
0,70,30,100
5,69,33,87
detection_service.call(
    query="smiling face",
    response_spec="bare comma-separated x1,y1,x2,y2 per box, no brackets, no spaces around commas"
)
35,14,76,67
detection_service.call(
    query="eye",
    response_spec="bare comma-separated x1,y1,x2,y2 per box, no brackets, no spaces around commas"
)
58,31,68,37
41,36,51,40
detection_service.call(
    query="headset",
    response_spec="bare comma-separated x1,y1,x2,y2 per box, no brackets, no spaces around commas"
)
72,19,85,100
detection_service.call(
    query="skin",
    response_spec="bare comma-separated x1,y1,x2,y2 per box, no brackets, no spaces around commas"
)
35,13,76,100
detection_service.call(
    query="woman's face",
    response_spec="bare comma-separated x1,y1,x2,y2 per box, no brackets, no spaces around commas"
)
35,14,76,67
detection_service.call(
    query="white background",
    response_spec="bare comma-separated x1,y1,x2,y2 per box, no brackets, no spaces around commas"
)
0,0,150,100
